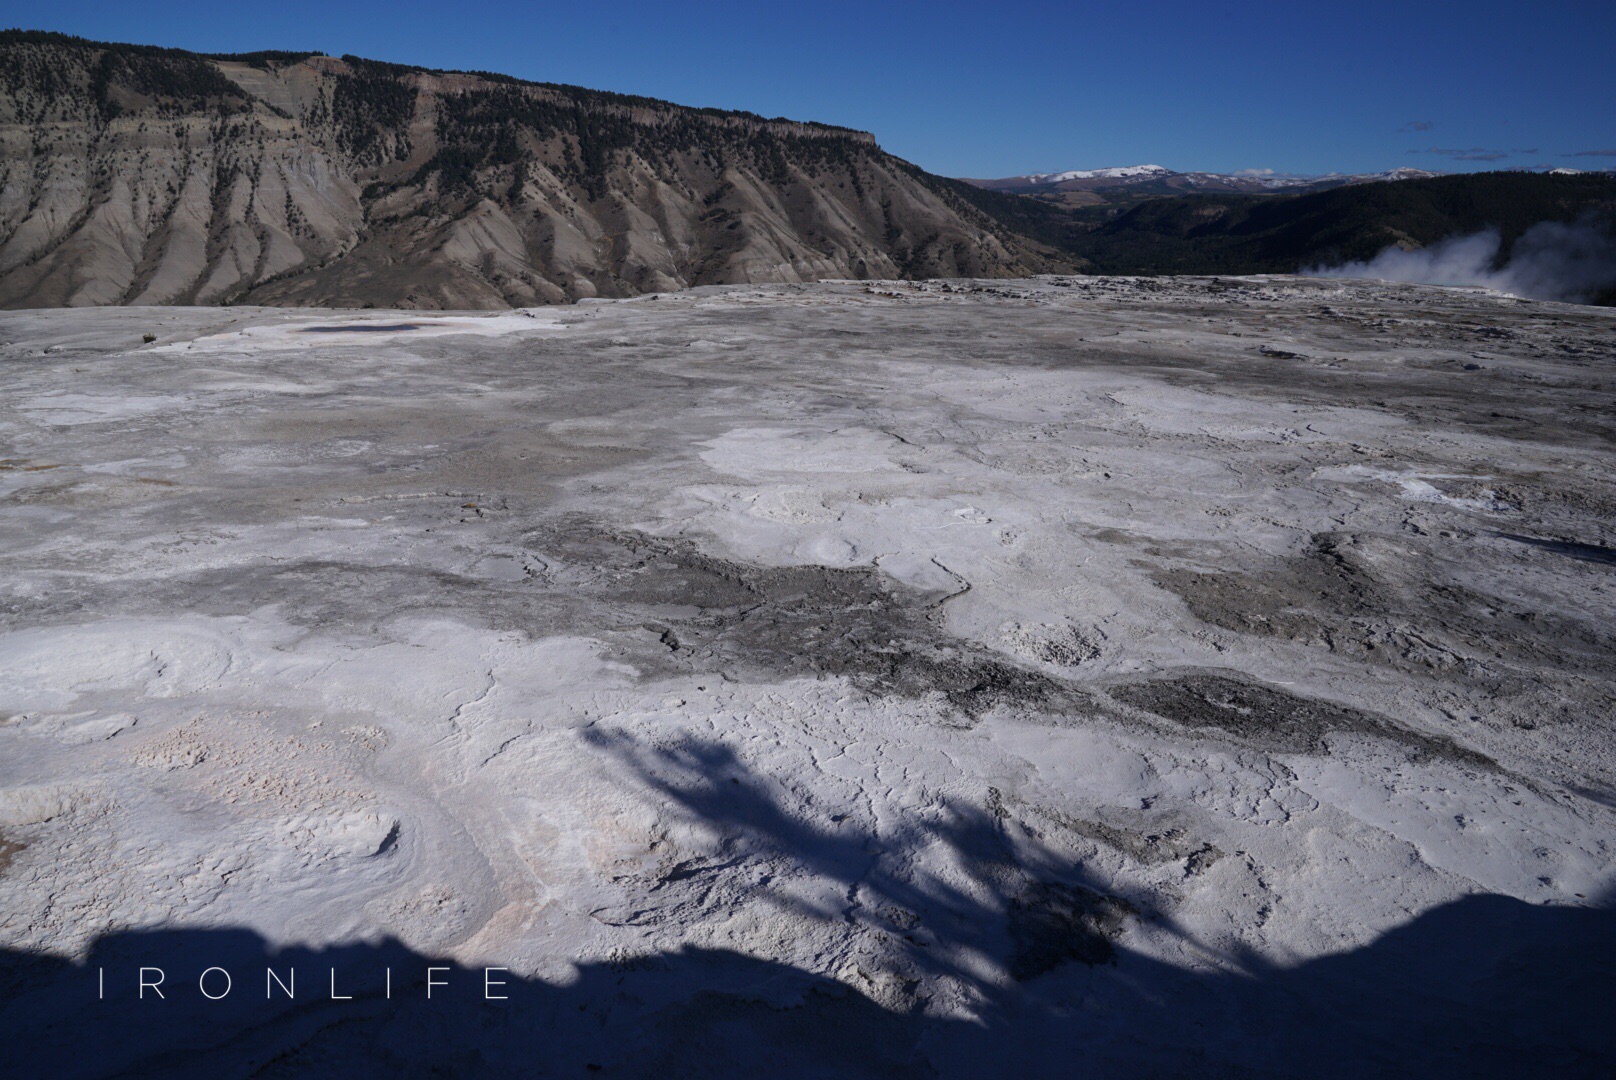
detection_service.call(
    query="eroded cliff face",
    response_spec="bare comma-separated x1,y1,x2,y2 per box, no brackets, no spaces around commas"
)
0,35,1062,308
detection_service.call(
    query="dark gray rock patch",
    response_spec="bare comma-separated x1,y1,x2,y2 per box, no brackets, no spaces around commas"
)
1110,673,1495,768
1157,532,1616,685
0,833,22,875
1008,881,1136,979
529,523,1091,722
1499,533,1616,567
1030,805,1220,869
299,323,423,333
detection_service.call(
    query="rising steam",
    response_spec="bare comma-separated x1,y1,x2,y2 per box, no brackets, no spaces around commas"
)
1307,216,1616,304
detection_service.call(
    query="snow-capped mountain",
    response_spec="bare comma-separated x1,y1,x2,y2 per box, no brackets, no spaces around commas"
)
964,165,1440,197
1179,167,1439,190
1021,164,1175,184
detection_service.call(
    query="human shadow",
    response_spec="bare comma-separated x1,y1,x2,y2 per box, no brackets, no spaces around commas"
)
4,733,1612,1078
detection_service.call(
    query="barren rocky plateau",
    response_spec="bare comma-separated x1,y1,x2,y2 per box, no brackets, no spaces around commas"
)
2,274,1614,1077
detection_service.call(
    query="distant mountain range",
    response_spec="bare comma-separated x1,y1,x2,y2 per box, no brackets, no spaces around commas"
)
1,30,1611,309
1035,172,1616,295
938,166,1616,305
962,164,1443,208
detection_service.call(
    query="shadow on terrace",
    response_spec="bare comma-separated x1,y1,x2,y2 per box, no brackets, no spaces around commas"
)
4,734,1612,1078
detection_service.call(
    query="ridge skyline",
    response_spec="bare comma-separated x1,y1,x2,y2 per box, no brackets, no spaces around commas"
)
4,0,1611,180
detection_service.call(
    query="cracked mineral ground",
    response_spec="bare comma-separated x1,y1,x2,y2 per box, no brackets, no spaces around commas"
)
2,276,1614,1077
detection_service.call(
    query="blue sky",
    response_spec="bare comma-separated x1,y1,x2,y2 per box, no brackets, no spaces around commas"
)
7,0,1613,178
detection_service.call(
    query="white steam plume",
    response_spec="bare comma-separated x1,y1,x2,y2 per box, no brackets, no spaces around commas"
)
1306,216,1616,304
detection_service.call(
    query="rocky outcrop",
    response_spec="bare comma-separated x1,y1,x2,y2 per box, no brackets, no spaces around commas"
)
0,32,1066,308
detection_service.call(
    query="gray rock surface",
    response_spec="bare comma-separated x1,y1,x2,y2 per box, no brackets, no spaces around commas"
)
1,275,1613,1075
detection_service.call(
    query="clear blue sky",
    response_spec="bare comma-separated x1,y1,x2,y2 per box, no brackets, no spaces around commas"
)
7,0,1613,178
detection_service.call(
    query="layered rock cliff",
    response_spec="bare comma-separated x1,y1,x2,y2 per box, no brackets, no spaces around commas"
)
0,32,1064,308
